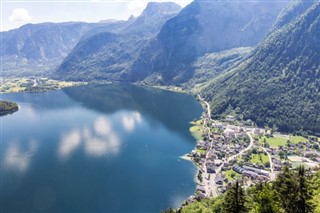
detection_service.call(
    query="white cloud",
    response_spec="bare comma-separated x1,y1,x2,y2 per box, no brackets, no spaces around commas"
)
9,8,32,22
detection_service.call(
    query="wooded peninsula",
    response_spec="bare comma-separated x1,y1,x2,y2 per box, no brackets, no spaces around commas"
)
0,100,19,116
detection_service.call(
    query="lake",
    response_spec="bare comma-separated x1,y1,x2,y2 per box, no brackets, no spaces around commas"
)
0,84,202,213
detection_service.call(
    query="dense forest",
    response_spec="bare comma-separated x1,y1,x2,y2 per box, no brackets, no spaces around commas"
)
201,1,320,135
164,166,320,213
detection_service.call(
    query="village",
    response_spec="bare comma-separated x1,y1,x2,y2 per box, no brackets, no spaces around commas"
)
0,77,85,93
184,94,320,204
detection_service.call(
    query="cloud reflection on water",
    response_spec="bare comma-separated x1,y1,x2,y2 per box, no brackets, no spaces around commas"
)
121,111,142,132
4,139,38,173
58,129,82,159
84,122,120,157
58,114,135,160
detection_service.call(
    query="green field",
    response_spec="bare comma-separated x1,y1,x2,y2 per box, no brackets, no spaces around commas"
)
260,136,289,147
290,135,308,144
190,126,203,141
196,149,207,154
190,120,204,141
250,153,269,164
225,169,241,181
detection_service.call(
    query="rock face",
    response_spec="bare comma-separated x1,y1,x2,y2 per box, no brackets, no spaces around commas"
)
55,2,181,81
202,1,320,134
130,0,289,84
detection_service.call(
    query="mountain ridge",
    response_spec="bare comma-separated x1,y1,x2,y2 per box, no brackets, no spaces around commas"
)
55,2,182,81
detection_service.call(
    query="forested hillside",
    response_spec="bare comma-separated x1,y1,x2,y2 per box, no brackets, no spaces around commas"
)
202,1,320,135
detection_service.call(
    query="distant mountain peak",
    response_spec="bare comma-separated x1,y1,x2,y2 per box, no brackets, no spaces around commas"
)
141,2,181,17
127,15,135,21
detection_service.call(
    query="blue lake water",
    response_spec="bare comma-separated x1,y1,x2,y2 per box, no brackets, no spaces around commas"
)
0,84,202,213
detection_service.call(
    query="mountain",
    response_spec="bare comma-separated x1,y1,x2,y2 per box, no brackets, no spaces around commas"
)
55,2,181,81
0,21,128,77
201,1,320,135
130,0,289,84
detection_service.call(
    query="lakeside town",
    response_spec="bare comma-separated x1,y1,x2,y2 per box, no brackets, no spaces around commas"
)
0,77,85,93
184,94,320,204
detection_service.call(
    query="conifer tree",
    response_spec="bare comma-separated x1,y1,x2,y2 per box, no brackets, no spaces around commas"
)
273,166,298,213
222,181,247,213
251,182,282,213
296,166,314,213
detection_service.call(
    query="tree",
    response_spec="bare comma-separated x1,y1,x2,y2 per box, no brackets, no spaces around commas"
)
251,183,283,213
296,166,314,213
222,181,247,213
263,138,268,148
273,166,298,213
264,162,270,168
198,170,203,183
279,151,285,159
310,170,320,213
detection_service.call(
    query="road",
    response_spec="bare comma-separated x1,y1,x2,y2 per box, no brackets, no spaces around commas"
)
225,132,254,163
197,94,214,196
197,94,211,118
261,147,274,173
261,146,276,180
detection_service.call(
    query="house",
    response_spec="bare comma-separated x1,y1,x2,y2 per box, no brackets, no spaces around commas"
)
215,174,227,185
254,128,264,137
232,166,244,174
197,186,206,193
226,115,236,122
206,162,216,173
196,141,209,150
242,166,269,176
304,151,320,158
243,171,259,180
214,159,223,167
274,164,282,171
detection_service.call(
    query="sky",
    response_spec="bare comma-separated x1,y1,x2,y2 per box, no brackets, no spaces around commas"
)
0,0,192,32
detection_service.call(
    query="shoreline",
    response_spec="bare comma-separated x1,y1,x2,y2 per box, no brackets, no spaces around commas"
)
134,82,187,94
0,77,87,94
